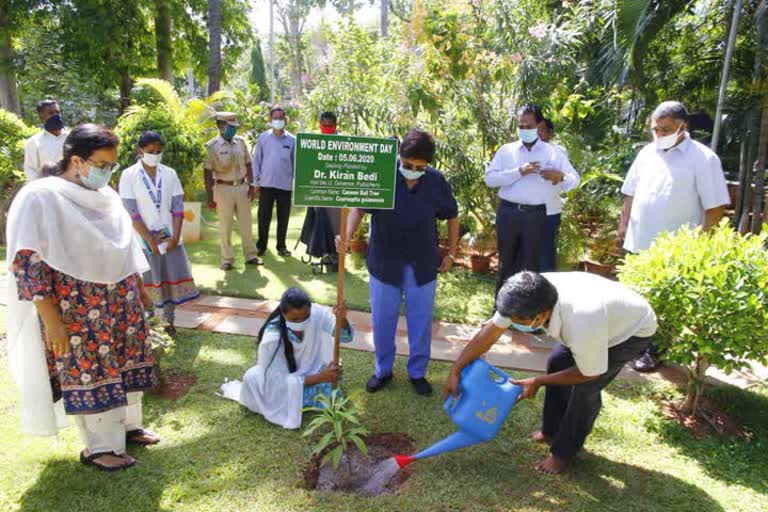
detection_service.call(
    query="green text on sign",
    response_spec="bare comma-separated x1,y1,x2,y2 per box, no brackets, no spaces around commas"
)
293,133,398,209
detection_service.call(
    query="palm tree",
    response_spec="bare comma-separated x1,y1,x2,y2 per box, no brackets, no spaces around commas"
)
207,0,222,94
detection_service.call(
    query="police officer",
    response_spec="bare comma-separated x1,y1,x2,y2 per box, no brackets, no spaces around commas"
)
204,112,262,270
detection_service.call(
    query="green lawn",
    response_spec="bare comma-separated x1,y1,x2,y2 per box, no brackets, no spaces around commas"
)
1,329,766,512
187,205,496,325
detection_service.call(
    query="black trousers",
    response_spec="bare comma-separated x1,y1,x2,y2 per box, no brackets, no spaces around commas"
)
542,336,651,460
257,187,292,251
495,200,548,297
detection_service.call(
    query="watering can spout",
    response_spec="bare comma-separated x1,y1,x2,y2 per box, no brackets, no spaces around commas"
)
413,431,482,461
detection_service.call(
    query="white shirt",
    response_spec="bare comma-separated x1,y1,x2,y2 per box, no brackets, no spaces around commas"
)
23,129,68,182
492,272,657,377
544,143,576,215
621,134,730,253
485,140,579,207
119,161,185,242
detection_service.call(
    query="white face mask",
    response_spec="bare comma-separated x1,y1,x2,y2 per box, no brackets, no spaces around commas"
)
271,119,286,130
141,152,163,167
653,124,683,150
285,318,309,332
518,128,539,144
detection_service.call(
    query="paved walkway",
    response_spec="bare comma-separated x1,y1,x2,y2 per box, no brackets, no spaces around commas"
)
1,273,765,390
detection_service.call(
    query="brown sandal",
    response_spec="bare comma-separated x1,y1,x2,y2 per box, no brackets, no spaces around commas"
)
126,428,161,445
80,450,135,471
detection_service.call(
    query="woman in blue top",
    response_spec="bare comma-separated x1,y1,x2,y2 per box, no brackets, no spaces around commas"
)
340,128,459,395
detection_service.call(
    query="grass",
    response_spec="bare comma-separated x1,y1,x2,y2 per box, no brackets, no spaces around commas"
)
187,205,496,325
1,329,767,512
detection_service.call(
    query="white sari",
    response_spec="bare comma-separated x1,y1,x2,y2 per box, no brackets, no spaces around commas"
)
5,177,148,436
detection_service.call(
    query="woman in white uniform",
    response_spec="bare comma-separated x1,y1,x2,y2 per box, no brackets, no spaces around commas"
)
221,288,353,429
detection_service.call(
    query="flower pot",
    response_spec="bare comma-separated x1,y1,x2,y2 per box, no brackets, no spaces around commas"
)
581,257,615,277
181,201,202,243
470,255,491,273
350,239,368,254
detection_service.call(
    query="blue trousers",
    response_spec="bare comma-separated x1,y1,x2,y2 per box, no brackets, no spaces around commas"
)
539,213,561,272
369,266,437,379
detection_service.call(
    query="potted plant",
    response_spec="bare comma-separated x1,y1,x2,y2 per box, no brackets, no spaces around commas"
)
581,225,622,277
350,218,369,254
464,225,496,273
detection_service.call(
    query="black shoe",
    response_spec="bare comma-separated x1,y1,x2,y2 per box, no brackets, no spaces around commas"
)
366,374,393,393
164,325,177,339
246,257,263,266
221,263,233,271
277,249,292,257
633,351,662,373
257,249,266,257
410,377,433,396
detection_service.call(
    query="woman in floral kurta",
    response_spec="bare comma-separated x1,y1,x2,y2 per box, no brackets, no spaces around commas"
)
13,249,154,415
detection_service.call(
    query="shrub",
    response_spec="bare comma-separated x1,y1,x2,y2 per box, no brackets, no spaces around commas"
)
0,109,36,189
618,221,768,415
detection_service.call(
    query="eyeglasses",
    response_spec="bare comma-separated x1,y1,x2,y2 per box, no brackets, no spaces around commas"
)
86,159,120,173
402,164,428,172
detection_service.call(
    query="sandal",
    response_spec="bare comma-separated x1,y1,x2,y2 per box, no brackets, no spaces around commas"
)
126,428,161,445
80,450,135,471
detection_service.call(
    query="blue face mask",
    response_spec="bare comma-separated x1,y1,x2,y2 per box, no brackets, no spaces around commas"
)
510,319,540,333
518,128,539,144
79,164,116,190
285,317,310,332
400,167,425,180
44,114,65,133
223,125,237,140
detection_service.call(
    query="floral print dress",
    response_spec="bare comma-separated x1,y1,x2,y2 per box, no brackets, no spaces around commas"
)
12,249,155,415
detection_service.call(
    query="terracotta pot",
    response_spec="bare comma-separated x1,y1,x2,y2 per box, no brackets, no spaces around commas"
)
350,239,368,254
581,258,615,277
470,255,491,273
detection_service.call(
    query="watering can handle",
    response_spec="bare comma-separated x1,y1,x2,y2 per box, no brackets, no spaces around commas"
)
443,393,460,414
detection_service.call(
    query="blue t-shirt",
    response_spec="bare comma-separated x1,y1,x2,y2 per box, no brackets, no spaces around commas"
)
364,165,458,286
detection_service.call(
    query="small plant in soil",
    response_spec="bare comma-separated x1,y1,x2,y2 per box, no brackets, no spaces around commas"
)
303,389,369,473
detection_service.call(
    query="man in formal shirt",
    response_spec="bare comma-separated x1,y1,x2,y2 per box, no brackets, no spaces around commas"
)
204,112,261,271
485,104,579,298
618,101,730,372
23,99,67,182
444,271,657,474
252,105,296,257
537,118,579,271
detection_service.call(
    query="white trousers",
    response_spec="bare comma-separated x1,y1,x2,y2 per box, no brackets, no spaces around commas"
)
73,392,144,455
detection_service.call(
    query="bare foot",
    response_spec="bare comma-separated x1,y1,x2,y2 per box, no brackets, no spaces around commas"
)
535,454,568,474
127,429,161,445
530,430,552,444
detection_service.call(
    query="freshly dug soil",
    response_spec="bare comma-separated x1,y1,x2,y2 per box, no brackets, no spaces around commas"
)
303,432,416,496
151,369,197,400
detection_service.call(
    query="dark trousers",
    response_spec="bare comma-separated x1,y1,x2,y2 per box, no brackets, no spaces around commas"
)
495,201,547,297
539,213,561,272
257,187,292,252
542,336,651,460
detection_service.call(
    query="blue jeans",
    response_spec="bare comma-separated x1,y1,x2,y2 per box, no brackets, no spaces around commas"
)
539,213,561,272
369,265,437,379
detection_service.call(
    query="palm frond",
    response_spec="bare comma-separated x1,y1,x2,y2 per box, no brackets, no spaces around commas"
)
133,78,183,114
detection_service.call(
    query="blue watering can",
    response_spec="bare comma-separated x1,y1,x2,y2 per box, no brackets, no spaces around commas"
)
394,359,523,468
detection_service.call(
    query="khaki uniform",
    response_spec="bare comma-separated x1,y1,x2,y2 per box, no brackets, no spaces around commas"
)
205,135,258,264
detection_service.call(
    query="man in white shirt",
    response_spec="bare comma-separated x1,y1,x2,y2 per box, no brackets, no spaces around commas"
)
444,271,656,474
537,118,578,271
23,99,67,182
618,101,729,372
485,105,579,298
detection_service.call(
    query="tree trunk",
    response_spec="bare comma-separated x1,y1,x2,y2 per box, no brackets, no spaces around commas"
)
288,12,303,98
119,72,133,113
207,0,222,95
155,0,174,83
381,0,389,38
0,31,20,115
682,354,709,416
751,98,768,234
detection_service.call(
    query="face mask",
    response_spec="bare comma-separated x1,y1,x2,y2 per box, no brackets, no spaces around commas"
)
285,318,309,332
79,163,115,190
44,114,65,132
400,167,425,180
320,125,336,134
653,125,682,150
223,125,237,140
141,152,163,167
271,119,286,130
509,318,541,333
518,128,539,144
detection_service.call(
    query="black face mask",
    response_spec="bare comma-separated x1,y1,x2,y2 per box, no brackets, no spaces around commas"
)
44,114,65,132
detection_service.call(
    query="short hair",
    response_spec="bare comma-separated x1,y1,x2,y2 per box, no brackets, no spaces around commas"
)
399,128,436,163
138,130,166,148
270,104,286,118
541,118,554,132
320,111,337,124
517,104,543,124
652,101,689,123
37,99,59,113
496,271,558,319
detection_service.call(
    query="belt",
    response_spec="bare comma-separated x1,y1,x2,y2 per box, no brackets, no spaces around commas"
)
500,199,546,212
215,178,247,186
